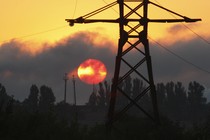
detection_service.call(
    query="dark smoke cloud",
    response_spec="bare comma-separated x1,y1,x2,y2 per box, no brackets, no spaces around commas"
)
151,37,210,87
0,31,210,104
0,32,115,104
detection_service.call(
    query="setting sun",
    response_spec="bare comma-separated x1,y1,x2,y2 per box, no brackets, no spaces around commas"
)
77,59,107,84
78,66,94,76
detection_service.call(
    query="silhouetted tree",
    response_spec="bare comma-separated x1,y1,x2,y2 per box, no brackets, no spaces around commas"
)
124,75,132,99
116,75,132,107
165,82,177,117
156,83,167,114
175,82,187,104
39,85,55,113
23,84,39,113
132,78,151,111
0,83,7,95
161,82,189,120
5,95,14,114
188,81,206,106
104,80,110,105
0,83,7,112
188,81,206,120
88,91,98,106
133,78,145,99
98,82,106,107
0,83,12,113
174,82,187,119
165,82,175,102
1,80,210,140
116,77,126,107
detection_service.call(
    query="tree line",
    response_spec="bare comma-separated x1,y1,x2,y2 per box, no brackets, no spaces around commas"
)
87,77,210,122
0,78,210,140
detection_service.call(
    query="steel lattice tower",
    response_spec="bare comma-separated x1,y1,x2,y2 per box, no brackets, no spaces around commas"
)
66,0,201,129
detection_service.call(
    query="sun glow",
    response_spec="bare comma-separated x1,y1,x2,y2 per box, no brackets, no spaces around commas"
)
78,66,94,77
77,59,107,84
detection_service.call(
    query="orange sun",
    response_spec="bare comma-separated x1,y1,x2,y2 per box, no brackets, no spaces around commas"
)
77,59,107,84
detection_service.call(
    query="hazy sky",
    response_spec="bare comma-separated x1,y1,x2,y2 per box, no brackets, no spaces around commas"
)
1,0,210,104
1,0,209,43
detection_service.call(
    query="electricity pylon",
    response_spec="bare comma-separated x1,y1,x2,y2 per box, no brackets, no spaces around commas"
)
66,0,201,129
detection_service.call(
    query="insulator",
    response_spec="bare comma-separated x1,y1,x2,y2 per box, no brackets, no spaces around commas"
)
69,21,74,26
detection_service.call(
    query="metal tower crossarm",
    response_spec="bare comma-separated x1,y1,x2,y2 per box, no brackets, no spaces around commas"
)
65,0,201,26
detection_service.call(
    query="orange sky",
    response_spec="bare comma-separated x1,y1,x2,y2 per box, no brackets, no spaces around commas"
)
1,0,209,46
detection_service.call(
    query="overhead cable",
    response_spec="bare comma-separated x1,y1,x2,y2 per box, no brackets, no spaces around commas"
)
153,0,210,45
149,37,210,75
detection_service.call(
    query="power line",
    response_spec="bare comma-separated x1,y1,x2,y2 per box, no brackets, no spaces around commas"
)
153,0,210,45
149,36,210,74
1,0,78,44
72,0,78,18
2,0,208,76
102,0,209,45
0,25,68,44
101,0,210,74
102,0,118,14
181,24,210,45
1,1,111,44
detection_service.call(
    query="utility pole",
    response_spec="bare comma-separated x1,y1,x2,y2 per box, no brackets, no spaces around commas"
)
72,75,77,106
66,0,201,129
72,75,78,122
63,73,69,103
